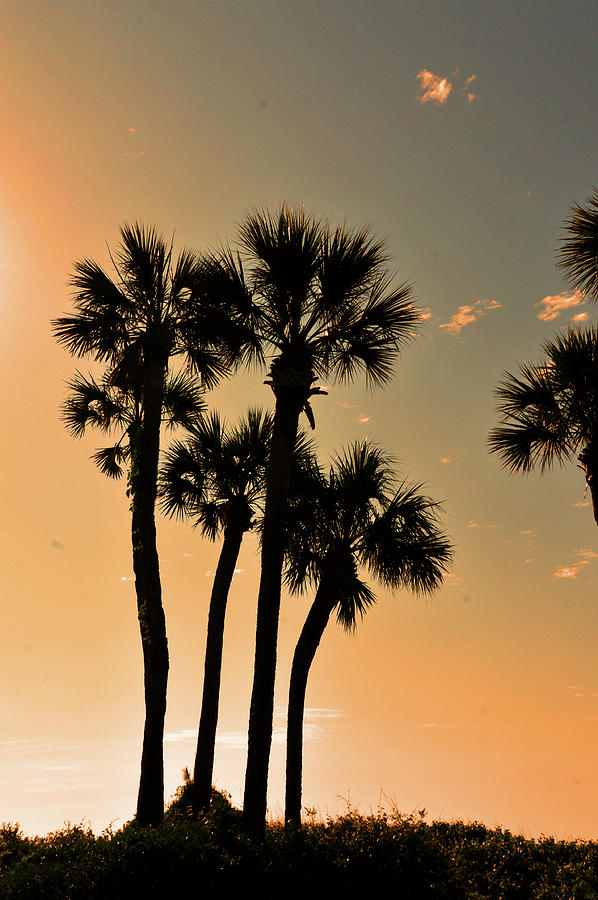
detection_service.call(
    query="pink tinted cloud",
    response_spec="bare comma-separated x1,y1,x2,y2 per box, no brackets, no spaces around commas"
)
416,70,452,104
553,565,580,580
439,299,502,336
536,291,585,322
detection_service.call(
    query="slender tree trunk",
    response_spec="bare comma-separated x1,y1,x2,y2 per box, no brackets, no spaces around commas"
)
285,585,334,829
243,391,303,834
193,522,245,815
583,448,598,527
132,360,169,827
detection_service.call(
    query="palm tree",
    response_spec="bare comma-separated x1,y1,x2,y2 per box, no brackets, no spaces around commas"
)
203,204,422,830
159,408,273,815
489,327,598,524
53,223,254,825
282,442,452,829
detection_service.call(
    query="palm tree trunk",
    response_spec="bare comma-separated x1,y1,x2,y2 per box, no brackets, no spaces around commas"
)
243,393,302,833
285,585,334,829
132,360,169,827
193,522,245,815
583,448,598,527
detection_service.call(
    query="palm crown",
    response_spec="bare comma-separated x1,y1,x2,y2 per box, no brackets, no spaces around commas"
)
159,408,274,538
53,222,254,385
488,328,598,474
204,205,421,423
285,441,453,628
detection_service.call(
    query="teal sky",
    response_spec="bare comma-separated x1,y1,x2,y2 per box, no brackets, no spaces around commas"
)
2,0,598,838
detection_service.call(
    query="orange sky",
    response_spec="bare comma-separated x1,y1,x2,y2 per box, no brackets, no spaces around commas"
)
3,0,598,840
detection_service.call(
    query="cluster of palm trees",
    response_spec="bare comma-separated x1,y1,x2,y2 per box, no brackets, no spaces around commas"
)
53,206,452,833
54,189,598,835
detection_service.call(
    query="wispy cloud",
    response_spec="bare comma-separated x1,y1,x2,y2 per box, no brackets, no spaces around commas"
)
464,74,479,104
439,299,502,335
536,291,585,322
553,565,580,580
467,520,496,531
416,69,452,104
553,548,598,581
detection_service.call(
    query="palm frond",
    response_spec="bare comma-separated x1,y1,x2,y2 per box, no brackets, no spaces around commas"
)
321,279,420,388
162,370,206,430
91,444,129,479
62,372,130,437
315,224,388,319
158,440,207,520
558,191,598,300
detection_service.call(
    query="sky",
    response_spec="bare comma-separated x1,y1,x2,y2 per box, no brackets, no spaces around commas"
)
3,0,598,840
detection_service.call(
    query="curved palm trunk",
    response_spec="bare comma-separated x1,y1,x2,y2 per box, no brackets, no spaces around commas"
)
285,585,335,829
243,390,303,833
193,522,245,815
132,360,169,827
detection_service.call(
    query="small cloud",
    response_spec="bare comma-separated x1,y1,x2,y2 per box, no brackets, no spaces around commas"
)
205,570,215,577
445,573,461,587
357,416,370,424
439,299,502,336
464,74,479,104
416,69,452,104
438,456,454,465
418,307,433,321
572,312,588,323
120,575,134,582
419,723,459,729
124,151,146,158
304,707,346,721
536,290,585,322
182,553,193,558
128,127,137,133
574,548,598,561
467,520,495,531
574,500,590,508
233,568,245,576
164,729,196,743
553,565,580,580
521,529,536,536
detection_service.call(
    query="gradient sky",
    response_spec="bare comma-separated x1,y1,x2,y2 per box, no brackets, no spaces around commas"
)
3,0,598,839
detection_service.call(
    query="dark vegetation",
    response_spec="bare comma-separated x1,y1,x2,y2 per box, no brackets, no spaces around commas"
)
1,786,597,899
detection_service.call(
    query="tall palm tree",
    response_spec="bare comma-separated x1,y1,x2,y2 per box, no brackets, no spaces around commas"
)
53,223,255,825
159,408,273,815
203,204,422,830
489,327,598,524
282,442,452,829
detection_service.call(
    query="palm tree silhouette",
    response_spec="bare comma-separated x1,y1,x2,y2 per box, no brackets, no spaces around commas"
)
489,327,598,524
159,409,273,815
203,204,422,830
282,442,452,828
53,223,253,825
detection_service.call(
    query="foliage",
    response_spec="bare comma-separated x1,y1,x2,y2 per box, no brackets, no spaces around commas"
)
2,806,598,898
488,327,598,474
